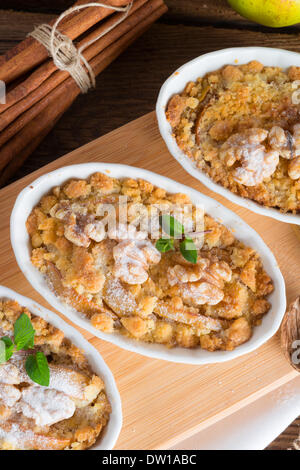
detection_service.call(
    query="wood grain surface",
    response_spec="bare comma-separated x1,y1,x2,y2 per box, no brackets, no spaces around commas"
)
3,9,300,188
0,0,238,19
0,111,298,449
0,0,299,450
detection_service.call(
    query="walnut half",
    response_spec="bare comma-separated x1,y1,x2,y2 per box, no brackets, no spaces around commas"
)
220,128,279,187
281,296,300,372
167,258,232,306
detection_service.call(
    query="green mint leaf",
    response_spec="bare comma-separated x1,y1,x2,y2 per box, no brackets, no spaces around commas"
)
180,238,198,264
25,351,50,387
14,313,35,351
0,340,5,364
1,337,14,361
159,215,184,239
155,238,174,253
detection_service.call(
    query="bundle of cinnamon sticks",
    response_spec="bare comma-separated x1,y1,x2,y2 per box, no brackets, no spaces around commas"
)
0,0,167,186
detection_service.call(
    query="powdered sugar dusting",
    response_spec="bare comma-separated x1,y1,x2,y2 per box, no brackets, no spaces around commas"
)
104,276,137,316
47,365,87,399
108,223,148,241
0,363,21,385
2,354,88,400
113,239,161,285
0,383,21,407
18,386,75,426
0,360,83,447
0,421,68,450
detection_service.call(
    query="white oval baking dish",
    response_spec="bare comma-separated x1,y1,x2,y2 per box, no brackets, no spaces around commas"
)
156,46,300,225
11,163,286,364
0,285,122,450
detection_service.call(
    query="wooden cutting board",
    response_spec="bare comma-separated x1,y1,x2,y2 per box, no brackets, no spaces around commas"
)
0,112,298,450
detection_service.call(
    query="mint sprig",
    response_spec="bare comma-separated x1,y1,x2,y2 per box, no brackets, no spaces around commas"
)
14,313,35,350
1,336,14,361
0,340,5,364
0,337,14,363
156,215,199,264
25,351,50,387
155,238,174,253
159,215,184,238
0,313,50,386
180,238,198,264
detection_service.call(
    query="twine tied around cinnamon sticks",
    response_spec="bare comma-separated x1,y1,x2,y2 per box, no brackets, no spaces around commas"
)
29,1,133,93
0,0,168,188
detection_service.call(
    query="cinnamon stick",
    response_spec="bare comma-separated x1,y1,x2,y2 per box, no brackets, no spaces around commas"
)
0,3,167,174
0,0,148,113
0,0,161,134
0,75,76,148
0,116,62,188
0,0,132,84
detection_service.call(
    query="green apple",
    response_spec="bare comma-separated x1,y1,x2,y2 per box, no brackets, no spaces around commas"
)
228,0,300,27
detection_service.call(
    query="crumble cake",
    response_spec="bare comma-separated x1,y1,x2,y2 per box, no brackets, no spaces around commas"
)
0,299,111,450
26,172,274,351
166,61,300,213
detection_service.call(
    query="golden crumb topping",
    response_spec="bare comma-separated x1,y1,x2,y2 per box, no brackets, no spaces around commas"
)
166,61,300,213
26,172,273,352
0,299,111,450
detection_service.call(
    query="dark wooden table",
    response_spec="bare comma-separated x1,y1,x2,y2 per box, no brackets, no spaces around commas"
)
0,0,299,450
